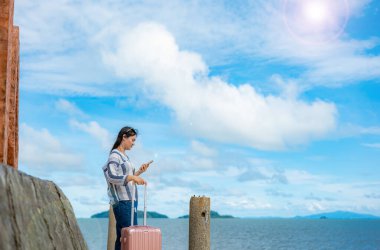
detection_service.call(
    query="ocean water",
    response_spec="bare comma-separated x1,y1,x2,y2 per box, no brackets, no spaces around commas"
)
77,218,380,250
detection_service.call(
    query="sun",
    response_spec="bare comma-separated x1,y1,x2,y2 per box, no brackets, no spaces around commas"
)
302,1,329,25
283,0,349,44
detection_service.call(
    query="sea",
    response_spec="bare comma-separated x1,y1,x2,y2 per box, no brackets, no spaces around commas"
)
77,218,380,250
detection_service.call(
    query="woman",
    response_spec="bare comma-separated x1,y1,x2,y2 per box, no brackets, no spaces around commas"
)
102,126,153,250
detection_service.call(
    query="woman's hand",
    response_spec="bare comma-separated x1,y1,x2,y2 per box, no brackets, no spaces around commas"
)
137,160,153,175
129,175,146,185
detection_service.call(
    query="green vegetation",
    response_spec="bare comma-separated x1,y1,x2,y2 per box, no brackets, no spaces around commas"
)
91,209,234,219
178,210,234,219
91,210,168,219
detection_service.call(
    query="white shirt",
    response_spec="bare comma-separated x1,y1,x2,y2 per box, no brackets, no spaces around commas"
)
102,149,137,204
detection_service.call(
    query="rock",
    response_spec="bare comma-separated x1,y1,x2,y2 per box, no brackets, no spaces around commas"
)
0,164,88,250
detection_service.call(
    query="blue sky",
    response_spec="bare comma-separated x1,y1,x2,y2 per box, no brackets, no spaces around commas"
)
14,0,380,218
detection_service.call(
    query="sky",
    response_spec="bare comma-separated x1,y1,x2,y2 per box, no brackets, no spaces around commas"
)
14,0,380,218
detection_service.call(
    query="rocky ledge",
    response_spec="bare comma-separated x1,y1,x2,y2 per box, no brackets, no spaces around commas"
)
0,164,87,250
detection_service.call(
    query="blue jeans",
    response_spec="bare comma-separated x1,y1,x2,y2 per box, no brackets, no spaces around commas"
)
113,200,138,250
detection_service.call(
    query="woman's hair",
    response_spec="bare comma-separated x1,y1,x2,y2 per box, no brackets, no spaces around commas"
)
111,126,138,152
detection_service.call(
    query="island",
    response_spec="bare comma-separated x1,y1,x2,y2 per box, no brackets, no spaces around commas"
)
178,210,234,219
91,210,168,219
91,209,379,220
293,211,380,220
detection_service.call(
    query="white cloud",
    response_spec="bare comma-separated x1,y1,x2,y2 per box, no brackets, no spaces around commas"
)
19,124,83,173
284,169,324,185
250,0,380,86
362,143,380,149
69,120,113,150
190,140,218,157
305,51,380,85
365,193,380,199
238,166,288,184
248,157,274,167
147,186,193,218
55,150,379,218
54,174,104,188
128,141,218,174
186,156,216,170
307,202,325,212
61,183,110,218
13,0,380,218
55,99,87,118
224,198,272,210
359,127,380,135
332,124,380,138
15,0,379,96
103,22,337,150
266,189,293,198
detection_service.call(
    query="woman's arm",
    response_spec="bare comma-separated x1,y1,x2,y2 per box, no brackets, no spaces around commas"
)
105,162,145,185
127,175,146,185
135,160,153,176
105,154,146,185
104,159,128,186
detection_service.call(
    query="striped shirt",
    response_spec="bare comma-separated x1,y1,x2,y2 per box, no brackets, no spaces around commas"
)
102,149,137,205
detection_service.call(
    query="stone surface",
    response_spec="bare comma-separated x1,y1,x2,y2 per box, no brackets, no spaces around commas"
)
0,164,88,250
0,0,19,168
189,196,210,250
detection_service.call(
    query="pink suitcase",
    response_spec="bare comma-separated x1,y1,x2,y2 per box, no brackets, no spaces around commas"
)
121,184,162,250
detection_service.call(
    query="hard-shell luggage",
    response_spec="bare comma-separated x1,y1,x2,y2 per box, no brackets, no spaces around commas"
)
121,184,162,250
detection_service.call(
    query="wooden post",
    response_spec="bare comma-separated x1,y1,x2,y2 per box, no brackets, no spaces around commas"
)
0,0,13,165
0,0,19,169
189,196,210,250
7,25,19,168
107,205,116,250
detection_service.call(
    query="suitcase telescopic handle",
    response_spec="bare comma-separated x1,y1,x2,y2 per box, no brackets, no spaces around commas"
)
131,183,147,226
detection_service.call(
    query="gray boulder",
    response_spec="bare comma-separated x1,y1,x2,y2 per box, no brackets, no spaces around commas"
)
0,164,87,250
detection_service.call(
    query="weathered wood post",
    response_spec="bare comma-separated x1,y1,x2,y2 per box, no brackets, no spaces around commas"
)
0,0,20,169
107,205,116,250
189,196,210,250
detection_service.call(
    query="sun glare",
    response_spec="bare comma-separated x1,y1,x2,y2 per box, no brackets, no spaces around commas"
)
283,0,350,44
302,1,329,24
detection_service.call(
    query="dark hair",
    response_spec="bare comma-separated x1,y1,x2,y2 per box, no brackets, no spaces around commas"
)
111,126,138,152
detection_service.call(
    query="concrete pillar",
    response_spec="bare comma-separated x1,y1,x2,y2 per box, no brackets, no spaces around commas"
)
189,196,210,250
107,205,116,250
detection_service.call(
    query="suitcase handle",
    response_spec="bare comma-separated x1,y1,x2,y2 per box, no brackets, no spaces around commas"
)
131,183,147,226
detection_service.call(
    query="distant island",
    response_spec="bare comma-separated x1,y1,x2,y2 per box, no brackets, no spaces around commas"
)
178,210,234,219
91,209,234,219
91,210,379,220
294,211,380,220
91,210,168,219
